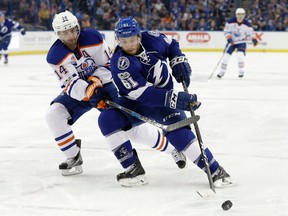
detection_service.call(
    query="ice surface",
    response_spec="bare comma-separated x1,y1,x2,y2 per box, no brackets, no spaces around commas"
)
0,52,287,216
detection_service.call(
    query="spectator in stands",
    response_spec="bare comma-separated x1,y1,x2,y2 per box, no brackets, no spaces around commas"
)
80,14,92,29
38,2,51,30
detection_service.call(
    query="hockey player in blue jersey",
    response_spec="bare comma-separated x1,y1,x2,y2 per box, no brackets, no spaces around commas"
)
217,8,258,78
0,11,26,64
45,11,186,177
98,16,233,187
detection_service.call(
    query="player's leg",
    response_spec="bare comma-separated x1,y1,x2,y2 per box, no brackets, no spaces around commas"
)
237,43,246,78
126,124,186,168
98,108,148,187
217,45,235,78
46,93,92,176
3,38,11,64
0,44,2,61
165,128,232,187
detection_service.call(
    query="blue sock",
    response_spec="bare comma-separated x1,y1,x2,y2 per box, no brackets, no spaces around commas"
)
194,148,219,175
113,141,136,168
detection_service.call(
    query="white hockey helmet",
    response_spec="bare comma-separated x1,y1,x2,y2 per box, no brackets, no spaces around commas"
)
235,8,245,21
52,10,80,37
235,8,245,15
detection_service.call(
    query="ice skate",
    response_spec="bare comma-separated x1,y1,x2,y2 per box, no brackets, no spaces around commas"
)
59,139,83,176
217,72,225,78
171,149,186,169
212,166,233,187
117,149,148,187
238,72,244,78
4,58,8,64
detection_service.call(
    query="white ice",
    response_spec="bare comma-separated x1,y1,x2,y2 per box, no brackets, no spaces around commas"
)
0,52,287,216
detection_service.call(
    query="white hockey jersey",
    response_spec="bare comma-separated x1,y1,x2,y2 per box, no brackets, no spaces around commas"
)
224,17,256,44
46,29,113,101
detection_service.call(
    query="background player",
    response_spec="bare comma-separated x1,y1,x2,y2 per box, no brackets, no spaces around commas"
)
46,11,186,177
0,11,26,64
217,8,258,78
98,17,233,187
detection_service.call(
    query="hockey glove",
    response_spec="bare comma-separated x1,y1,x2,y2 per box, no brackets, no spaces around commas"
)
83,76,108,109
227,37,233,44
165,90,201,111
170,56,192,87
252,38,258,47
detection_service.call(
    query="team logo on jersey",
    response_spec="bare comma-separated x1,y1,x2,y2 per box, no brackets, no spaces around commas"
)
234,26,241,37
117,56,130,70
0,26,8,34
148,30,160,37
76,57,97,79
139,51,150,65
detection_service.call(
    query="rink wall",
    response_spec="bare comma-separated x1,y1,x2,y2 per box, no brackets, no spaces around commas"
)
9,31,288,55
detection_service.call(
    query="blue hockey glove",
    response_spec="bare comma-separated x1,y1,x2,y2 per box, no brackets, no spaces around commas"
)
227,37,233,44
21,30,26,35
165,90,201,111
252,38,258,47
170,56,192,87
83,76,108,109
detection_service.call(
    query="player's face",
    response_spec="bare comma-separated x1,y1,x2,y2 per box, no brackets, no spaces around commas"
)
236,14,245,22
118,35,141,55
0,16,4,23
58,26,79,49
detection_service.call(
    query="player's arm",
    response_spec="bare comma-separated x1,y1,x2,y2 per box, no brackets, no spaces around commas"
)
112,60,200,111
224,22,233,44
86,30,113,84
50,61,107,108
48,60,90,100
160,33,192,87
243,20,258,46
12,20,26,35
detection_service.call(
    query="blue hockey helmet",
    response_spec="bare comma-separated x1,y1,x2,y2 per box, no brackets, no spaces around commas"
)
115,17,140,38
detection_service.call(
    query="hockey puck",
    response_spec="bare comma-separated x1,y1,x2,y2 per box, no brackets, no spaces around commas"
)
221,200,233,211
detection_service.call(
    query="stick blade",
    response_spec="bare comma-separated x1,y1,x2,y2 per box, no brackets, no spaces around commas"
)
196,189,216,200
165,115,200,132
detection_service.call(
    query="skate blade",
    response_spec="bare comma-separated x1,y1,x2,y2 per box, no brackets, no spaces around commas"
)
61,165,83,176
197,189,216,200
119,175,149,187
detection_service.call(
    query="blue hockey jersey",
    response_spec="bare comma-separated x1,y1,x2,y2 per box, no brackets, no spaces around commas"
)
111,31,184,108
0,18,25,39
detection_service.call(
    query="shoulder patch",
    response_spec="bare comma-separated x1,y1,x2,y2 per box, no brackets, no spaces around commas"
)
148,30,160,37
117,56,130,70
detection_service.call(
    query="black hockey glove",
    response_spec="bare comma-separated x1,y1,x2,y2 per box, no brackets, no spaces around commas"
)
227,37,233,44
252,38,258,47
170,56,192,87
165,90,201,111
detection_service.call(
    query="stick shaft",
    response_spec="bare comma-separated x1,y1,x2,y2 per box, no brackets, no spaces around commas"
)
181,81,215,193
105,100,199,132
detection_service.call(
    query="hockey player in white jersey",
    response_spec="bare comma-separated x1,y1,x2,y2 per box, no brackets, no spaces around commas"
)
217,8,258,78
45,10,186,177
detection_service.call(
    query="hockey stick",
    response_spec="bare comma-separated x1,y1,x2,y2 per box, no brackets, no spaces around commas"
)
207,43,230,80
105,100,200,132
181,79,216,199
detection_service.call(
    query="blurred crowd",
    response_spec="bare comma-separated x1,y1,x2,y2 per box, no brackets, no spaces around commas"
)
247,0,288,31
0,0,287,31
